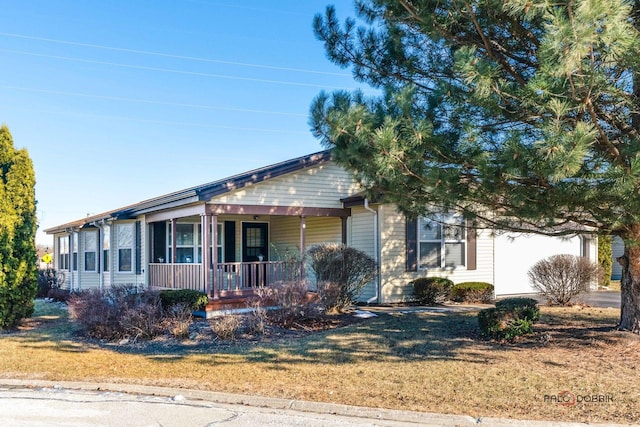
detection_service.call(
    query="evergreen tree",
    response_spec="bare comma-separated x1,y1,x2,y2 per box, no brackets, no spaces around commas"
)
598,235,613,288
0,124,37,328
310,0,640,332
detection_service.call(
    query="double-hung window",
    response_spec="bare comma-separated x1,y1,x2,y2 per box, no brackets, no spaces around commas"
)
117,223,134,272
83,230,98,272
72,233,78,271
418,214,466,269
58,236,69,270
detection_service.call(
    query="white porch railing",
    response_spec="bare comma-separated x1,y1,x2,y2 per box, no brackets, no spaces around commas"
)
148,261,302,295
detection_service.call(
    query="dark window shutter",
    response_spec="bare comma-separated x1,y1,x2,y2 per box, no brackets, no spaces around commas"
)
224,221,236,262
135,221,142,275
466,222,477,270
406,217,418,272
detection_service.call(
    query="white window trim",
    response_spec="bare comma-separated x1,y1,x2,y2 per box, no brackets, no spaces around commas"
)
83,230,98,272
117,223,134,273
418,214,466,270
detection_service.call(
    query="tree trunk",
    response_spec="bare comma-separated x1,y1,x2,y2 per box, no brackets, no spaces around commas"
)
617,225,640,333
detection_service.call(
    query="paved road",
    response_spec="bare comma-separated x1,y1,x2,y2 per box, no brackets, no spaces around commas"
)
1,381,629,427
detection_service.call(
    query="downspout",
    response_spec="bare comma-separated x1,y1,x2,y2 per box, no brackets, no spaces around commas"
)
364,198,380,304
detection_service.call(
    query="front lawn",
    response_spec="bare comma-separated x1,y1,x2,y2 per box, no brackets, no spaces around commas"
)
0,300,638,424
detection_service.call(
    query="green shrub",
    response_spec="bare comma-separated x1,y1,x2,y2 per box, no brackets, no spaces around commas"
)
410,277,453,305
478,298,540,340
495,297,540,322
450,282,494,303
159,289,208,311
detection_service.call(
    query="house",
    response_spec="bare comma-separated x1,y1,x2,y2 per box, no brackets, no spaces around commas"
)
45,150,596,303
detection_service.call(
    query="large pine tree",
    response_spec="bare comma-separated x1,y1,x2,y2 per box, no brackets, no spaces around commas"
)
0,124,37,328
310,0,640,332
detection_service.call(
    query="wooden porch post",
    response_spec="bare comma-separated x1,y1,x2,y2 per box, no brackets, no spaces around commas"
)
170,219,177,263
300,216,306,279
201,214,211,295
211,214,219,299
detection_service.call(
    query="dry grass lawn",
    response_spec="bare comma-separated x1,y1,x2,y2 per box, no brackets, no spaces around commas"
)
1,300,639,424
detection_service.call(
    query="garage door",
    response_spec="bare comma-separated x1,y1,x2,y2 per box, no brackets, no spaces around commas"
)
494,233,582,295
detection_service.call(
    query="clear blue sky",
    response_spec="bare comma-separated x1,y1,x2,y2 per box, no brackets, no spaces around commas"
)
0,0,366,247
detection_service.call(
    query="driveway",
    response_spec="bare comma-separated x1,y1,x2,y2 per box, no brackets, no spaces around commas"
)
499,291,620,309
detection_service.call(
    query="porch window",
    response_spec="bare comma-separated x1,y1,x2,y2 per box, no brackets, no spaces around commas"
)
103,225,110,272
83,230,98,272
72,233,78,271
58,236,69,270
117,223,134,272
418,214,465,269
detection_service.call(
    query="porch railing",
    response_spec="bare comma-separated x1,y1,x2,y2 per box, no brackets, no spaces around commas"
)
148,263,202,291
148,261,302,296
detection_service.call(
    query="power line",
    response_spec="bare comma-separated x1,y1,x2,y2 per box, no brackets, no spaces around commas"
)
0,48,352,90
0,32,350,77
0,85,307,117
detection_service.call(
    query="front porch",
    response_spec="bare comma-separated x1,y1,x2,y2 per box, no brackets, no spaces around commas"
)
145,202,349,299
148,260,303,297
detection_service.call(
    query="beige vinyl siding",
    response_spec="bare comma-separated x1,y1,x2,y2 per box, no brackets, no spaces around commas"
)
378,205,494,303
77,229,100,290
270,216,301,259
213,162,360,208
348,206,377,302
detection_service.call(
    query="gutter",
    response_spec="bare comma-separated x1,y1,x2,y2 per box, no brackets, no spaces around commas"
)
364,198,380,304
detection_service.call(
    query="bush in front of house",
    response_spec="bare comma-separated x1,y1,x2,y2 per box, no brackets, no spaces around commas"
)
159,289,209,311
252,280,314,328
450,282,494,303
527,254,600,305
68,285,194,341
478,298,540,340
410,277,453,305
307,243,376,312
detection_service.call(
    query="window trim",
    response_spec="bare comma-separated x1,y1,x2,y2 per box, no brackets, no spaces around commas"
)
83,230,98,272
116,223,134,273
417,214,466,270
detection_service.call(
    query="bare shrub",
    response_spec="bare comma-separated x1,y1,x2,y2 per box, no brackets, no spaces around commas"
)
245,297,267,335
254,280,311,328
68,285,167,341
162,303,193,339
211,315,242,340
528,254,600,305
307,243,376,312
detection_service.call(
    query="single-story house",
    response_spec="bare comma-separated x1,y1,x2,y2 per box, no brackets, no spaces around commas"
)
44,150,597,303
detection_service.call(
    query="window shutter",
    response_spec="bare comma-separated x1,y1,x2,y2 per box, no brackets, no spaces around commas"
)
406,216,418,272
466,222,477,270
224,221,236,262
135,221,142,275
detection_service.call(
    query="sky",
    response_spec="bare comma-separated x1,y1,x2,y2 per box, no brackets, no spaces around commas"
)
0,0,368,247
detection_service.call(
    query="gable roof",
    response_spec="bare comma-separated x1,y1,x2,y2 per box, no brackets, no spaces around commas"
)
45,150,332,234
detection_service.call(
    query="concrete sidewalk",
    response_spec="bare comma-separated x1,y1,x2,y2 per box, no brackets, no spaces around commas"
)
0,379,631,427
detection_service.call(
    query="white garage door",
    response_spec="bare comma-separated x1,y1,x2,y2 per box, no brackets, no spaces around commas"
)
494,233,582,295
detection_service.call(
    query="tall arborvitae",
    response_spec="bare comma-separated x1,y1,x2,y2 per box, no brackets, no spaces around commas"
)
311,0,640,332
0,124,37,328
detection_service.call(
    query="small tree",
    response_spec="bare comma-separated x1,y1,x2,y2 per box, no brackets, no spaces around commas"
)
528,255,600,306
307,243,376,312
0,125,37,328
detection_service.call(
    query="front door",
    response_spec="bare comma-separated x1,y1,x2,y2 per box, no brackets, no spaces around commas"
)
242,222,269,262
242,222,268,287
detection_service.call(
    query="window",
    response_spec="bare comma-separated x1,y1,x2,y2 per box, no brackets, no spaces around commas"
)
117,223,133,272
83,230,98,272
418,215,465,269
167,223,206,263
72,233,78,271
103,226,110,272
58,236,69,270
